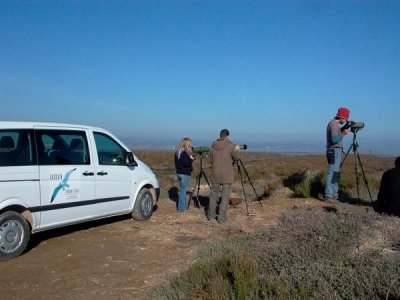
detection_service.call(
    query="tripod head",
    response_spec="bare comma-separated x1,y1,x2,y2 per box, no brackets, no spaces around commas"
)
192,146,210,159
349,121,365,133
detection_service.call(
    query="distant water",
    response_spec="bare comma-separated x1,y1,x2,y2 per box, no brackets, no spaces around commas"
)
120,135,400,157
125,140,400,157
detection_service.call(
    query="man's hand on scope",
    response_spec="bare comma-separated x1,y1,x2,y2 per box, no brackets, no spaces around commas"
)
341,120,355,135
342,120,356,130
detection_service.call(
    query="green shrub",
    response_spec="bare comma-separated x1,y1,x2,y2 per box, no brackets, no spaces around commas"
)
149,209,400,299
148,252,258,300
293,172,324,198
258,279,291,300
338,174,354,194
293,179,313,198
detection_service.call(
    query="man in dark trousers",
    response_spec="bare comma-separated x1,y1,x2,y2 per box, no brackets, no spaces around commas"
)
376,157,400,216
208,129,240,223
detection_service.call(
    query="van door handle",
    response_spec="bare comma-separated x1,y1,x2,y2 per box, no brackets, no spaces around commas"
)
97,171,108,176
83,171,94,176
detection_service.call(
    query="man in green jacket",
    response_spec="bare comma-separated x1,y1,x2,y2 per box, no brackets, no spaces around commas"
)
208,129,240,223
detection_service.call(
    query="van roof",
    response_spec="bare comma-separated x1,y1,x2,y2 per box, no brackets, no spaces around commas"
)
0,121,103,131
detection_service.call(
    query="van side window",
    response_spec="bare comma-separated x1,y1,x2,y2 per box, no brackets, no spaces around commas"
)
94,132,126,165
35,130,90,165
0,130,36,166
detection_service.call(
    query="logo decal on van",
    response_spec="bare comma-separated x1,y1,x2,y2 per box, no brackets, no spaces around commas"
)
51,168,77,203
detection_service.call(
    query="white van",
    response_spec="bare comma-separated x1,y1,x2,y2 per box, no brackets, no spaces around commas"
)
0,122,160,260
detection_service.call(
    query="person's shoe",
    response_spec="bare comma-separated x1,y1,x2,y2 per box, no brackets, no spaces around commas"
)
216,216,226,224
324,196,338,202
205,218,217,225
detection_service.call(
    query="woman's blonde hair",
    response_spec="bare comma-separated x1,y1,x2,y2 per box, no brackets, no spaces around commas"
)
177,137,192,151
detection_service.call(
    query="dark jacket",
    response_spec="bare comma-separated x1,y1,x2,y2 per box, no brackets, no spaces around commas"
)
210,138,240,184
376,166,400,216
175,150,193,176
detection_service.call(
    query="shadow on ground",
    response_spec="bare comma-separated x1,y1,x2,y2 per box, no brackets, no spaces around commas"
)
27,203,159,253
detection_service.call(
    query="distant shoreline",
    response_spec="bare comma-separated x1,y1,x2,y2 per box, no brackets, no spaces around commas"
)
122,136,400,158
128,146,398,158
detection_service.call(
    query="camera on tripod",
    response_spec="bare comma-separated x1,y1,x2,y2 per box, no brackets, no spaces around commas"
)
349,121,365,133
342,120,365,133
341,119,372,201
192,146,210,159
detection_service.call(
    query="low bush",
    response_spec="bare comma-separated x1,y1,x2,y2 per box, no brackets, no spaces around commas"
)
291,168,378,202
293,171,324,198
264,174,283,198
148,209,400,299
149,252,258,300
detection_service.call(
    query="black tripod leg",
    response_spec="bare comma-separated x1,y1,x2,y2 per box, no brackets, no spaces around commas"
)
344,131,373,202
201,170,211,189
355,152,360,199
194,173,203,208
189,173,201,209
189,156,208,209
355,151,373,201
341,145,352,169
237,163,250,216
239,159,262,207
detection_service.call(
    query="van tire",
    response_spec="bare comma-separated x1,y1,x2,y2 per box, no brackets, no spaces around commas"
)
0,211,30,260
132,188,154,221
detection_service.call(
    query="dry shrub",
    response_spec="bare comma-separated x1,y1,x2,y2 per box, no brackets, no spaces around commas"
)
149,208,400,299
264,173,282,198
251,209,400,299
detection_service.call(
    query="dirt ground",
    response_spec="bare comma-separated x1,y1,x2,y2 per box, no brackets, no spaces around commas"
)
0,188,371,300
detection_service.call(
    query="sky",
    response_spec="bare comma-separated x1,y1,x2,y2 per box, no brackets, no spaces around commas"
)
1,1,399,153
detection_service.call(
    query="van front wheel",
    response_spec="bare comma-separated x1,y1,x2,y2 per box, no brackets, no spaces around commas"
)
132,188,154,221
0,211,30,260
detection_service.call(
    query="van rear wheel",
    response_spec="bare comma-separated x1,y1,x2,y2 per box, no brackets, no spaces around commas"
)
132,188,154,221
0,211,30,260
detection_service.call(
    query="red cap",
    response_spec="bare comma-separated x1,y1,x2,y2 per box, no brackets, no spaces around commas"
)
336,107,350,119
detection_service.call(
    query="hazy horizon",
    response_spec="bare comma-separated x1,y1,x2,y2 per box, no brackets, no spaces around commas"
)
121,134,400,157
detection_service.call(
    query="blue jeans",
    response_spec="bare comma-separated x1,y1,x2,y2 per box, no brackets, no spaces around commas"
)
177,174,191,212
325,148,342,198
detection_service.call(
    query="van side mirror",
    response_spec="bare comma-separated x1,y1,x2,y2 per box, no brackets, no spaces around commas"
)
126,152,138,167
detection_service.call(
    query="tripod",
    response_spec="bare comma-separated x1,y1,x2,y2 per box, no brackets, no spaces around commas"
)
341,130,373,201
237,159,263,216
188,155,211,209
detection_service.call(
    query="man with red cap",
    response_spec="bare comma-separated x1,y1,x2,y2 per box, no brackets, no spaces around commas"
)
324,107,351,201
